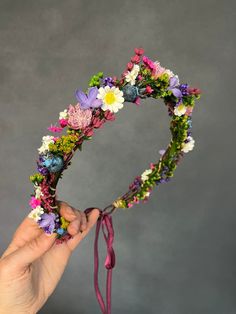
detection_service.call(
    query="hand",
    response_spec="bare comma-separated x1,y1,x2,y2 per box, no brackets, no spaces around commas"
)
0,200,100,314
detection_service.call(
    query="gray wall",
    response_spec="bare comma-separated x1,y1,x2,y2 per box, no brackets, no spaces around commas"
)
0,1,235,313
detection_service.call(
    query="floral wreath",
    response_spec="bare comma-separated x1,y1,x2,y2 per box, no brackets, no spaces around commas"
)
28,47,201,240
28,48,201,313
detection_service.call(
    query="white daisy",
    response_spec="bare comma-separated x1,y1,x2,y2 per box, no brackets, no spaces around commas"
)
38,135,54,154
125,64,140,85
28,205,44,222
59,109,68,120
97,85,124,113
141,169,153,182
181,136,195,153
174,103,187,116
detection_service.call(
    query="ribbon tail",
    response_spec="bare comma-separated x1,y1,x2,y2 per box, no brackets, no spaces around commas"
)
106,268,112,314
94,217,107,314
84,208,116,314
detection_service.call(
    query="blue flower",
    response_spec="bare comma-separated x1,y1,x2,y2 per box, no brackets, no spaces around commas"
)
122,84,139,102
57,228,65,235
39,153,64,173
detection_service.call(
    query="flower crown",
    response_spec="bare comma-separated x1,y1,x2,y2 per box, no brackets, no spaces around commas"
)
28,47,201,244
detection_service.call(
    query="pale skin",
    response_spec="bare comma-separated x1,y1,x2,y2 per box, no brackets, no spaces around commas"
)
0,200,100,314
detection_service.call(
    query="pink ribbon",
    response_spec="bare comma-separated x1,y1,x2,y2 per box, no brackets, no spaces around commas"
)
84,207,116,314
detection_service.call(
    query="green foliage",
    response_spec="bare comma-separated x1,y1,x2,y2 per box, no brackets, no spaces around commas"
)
88,71,104,87
30,173,44,184
182,94,195,106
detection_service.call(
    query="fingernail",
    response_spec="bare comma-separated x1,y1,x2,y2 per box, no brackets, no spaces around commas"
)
45,232,57,237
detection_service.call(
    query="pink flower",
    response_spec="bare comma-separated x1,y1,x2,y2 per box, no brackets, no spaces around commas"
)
145,85,154,94
131,55,141,64
67,103,92,130
134,47,144,55
84,127,94,137
59,118,68,128
92,116,105,128
133,196,139,204
47,124,63,133
127,202,134,208
185,106,193,116
126,62,134,71
149,162,155,170
134,96,141,106
143,56,166,78
104,110,116,121
152,61,166,78
187,87,201,96
29,196,41,209
143,56,156,71
122,71,129,78
137,75,143,81
93,108,101,117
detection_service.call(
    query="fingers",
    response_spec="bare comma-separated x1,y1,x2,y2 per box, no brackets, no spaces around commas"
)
1,231,57,273
1,202,100,272
66,208,100,252
57,200,88,236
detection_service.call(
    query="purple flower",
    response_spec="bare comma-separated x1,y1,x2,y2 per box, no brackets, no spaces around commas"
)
158,149,166,156
129,176,142,191
37,165,49,175
102,77,114,87
168,76,182,99
38,212,57,234
179,84,189,96
75,87,102,110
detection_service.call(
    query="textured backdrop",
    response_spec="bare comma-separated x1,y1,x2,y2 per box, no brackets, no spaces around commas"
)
0,0,235,313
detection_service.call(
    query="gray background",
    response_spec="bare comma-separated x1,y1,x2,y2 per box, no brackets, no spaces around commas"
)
0,0,235,313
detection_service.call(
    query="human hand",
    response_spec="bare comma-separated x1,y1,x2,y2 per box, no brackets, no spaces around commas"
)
0,200,100,314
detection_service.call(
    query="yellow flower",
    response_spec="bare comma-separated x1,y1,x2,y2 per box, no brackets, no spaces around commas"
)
60,216,70,229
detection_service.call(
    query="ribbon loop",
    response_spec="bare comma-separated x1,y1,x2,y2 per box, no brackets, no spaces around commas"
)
84,207,116,314
102,214,116,270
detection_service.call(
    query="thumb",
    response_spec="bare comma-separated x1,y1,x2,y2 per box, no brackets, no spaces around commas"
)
5,231,57,272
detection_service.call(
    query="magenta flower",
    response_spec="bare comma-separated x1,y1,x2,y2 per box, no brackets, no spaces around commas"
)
47,124,63,133
67,104,92,130
143,55,156,71
29,196,41,209
145,85,154,94
59,118,68,128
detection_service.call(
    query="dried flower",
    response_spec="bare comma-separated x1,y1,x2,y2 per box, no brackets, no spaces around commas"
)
67,104,92,130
